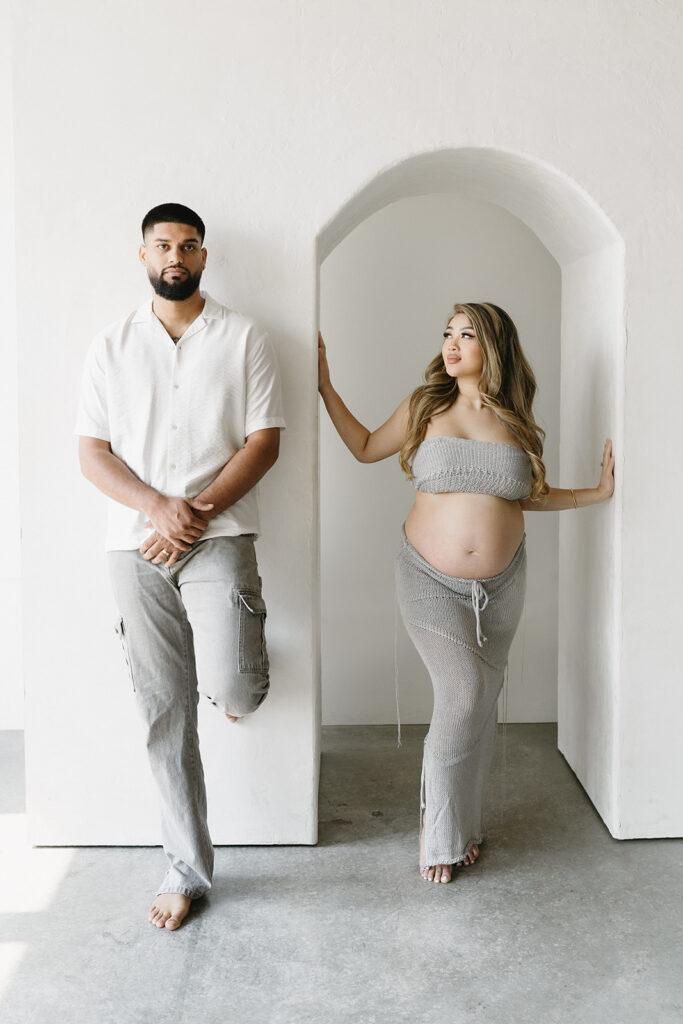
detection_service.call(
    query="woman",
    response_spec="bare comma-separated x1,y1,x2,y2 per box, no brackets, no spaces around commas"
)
318,302,615,884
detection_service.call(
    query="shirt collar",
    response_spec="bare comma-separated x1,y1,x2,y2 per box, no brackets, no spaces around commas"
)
132,290,222,324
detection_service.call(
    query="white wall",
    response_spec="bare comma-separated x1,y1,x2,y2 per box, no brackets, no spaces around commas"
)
12,0,683,840
320,193,560,725
0,10,22,730
558,245,625,833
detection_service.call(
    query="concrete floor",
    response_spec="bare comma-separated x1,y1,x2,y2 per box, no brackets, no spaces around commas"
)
0,724,681,1024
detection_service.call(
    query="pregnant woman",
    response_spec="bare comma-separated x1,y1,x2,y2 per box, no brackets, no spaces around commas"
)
318,302,615,884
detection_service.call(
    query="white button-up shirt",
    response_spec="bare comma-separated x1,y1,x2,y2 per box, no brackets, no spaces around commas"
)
76,292,286,551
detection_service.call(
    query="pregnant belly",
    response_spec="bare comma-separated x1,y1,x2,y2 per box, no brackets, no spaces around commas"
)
404,491,525,579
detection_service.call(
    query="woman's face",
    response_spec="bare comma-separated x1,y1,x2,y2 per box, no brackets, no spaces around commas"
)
442,314,483,380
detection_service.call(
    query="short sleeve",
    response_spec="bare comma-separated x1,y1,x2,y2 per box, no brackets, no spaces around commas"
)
244,331,287,436
75,336,111,441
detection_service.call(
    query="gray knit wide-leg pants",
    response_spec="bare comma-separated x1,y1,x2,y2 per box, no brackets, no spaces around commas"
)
396,528,526,869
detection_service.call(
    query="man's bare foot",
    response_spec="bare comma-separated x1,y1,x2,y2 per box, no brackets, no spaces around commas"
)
419,813,479,883
225,714,241,723
148,893,191,930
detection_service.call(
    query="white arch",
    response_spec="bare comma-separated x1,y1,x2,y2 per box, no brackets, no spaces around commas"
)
317,146,626,837
318,147,621,266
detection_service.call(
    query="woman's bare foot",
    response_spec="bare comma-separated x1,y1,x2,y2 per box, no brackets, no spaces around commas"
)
148,893,191,930
419,813,479,883
458,844,480,867
419,814,452,883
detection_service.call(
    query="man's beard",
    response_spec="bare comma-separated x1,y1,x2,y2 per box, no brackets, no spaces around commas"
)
148,267,203,301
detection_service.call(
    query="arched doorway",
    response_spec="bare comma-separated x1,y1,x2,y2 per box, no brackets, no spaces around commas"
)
317,147,624,835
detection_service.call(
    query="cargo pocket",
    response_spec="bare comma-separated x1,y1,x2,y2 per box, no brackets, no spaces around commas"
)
114,617,136,692
237,590,268,675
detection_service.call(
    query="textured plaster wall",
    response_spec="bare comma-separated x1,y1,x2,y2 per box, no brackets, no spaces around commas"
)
12,0,683,840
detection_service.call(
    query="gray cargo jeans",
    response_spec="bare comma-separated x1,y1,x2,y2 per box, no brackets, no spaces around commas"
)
108,535,270,899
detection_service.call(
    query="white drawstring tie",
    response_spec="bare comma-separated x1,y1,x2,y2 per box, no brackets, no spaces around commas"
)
470,581,489,647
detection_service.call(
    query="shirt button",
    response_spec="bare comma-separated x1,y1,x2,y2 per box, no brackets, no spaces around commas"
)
173,384,179,389
170,463,176,470
172,424,178,430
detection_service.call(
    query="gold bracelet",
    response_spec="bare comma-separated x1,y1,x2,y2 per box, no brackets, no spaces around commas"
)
570,488,578,509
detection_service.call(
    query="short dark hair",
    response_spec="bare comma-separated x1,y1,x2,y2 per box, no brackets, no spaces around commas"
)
141,203,206,243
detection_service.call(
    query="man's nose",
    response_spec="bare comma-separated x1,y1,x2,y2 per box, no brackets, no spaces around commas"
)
168,249,184,264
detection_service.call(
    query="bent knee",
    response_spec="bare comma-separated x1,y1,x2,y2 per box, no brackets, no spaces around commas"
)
196,581,271,717
204,670,270,718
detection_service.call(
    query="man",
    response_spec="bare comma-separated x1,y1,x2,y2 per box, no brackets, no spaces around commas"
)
77,203,285,931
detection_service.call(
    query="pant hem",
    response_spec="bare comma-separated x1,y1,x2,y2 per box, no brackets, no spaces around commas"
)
155,886,209,899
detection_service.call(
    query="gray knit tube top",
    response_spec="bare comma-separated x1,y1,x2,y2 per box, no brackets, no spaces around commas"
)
411,436,532,500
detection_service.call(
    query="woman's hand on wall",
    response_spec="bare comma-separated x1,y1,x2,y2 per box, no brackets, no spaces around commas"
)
520,438,615,511
596,438,615,501
318,331,331,395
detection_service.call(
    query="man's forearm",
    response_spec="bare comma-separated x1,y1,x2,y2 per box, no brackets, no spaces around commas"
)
80,439,213,549
80,444,161,518
195,429,280,518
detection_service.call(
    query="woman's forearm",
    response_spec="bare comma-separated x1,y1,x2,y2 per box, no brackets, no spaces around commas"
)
521,440,615,511
319,382,373,462
520,487,607,511
318,330,407,463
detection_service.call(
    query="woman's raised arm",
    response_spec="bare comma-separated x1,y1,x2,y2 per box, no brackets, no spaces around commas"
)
318,331,409,463
520,438,615,511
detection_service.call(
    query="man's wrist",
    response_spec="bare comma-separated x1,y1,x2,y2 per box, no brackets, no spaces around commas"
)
197,502,218,521
140,488,164,520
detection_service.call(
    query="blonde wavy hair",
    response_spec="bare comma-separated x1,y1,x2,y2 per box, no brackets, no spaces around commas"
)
399,302,549,500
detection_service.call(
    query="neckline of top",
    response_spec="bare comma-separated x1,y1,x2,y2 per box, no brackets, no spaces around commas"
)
421,435,524,452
